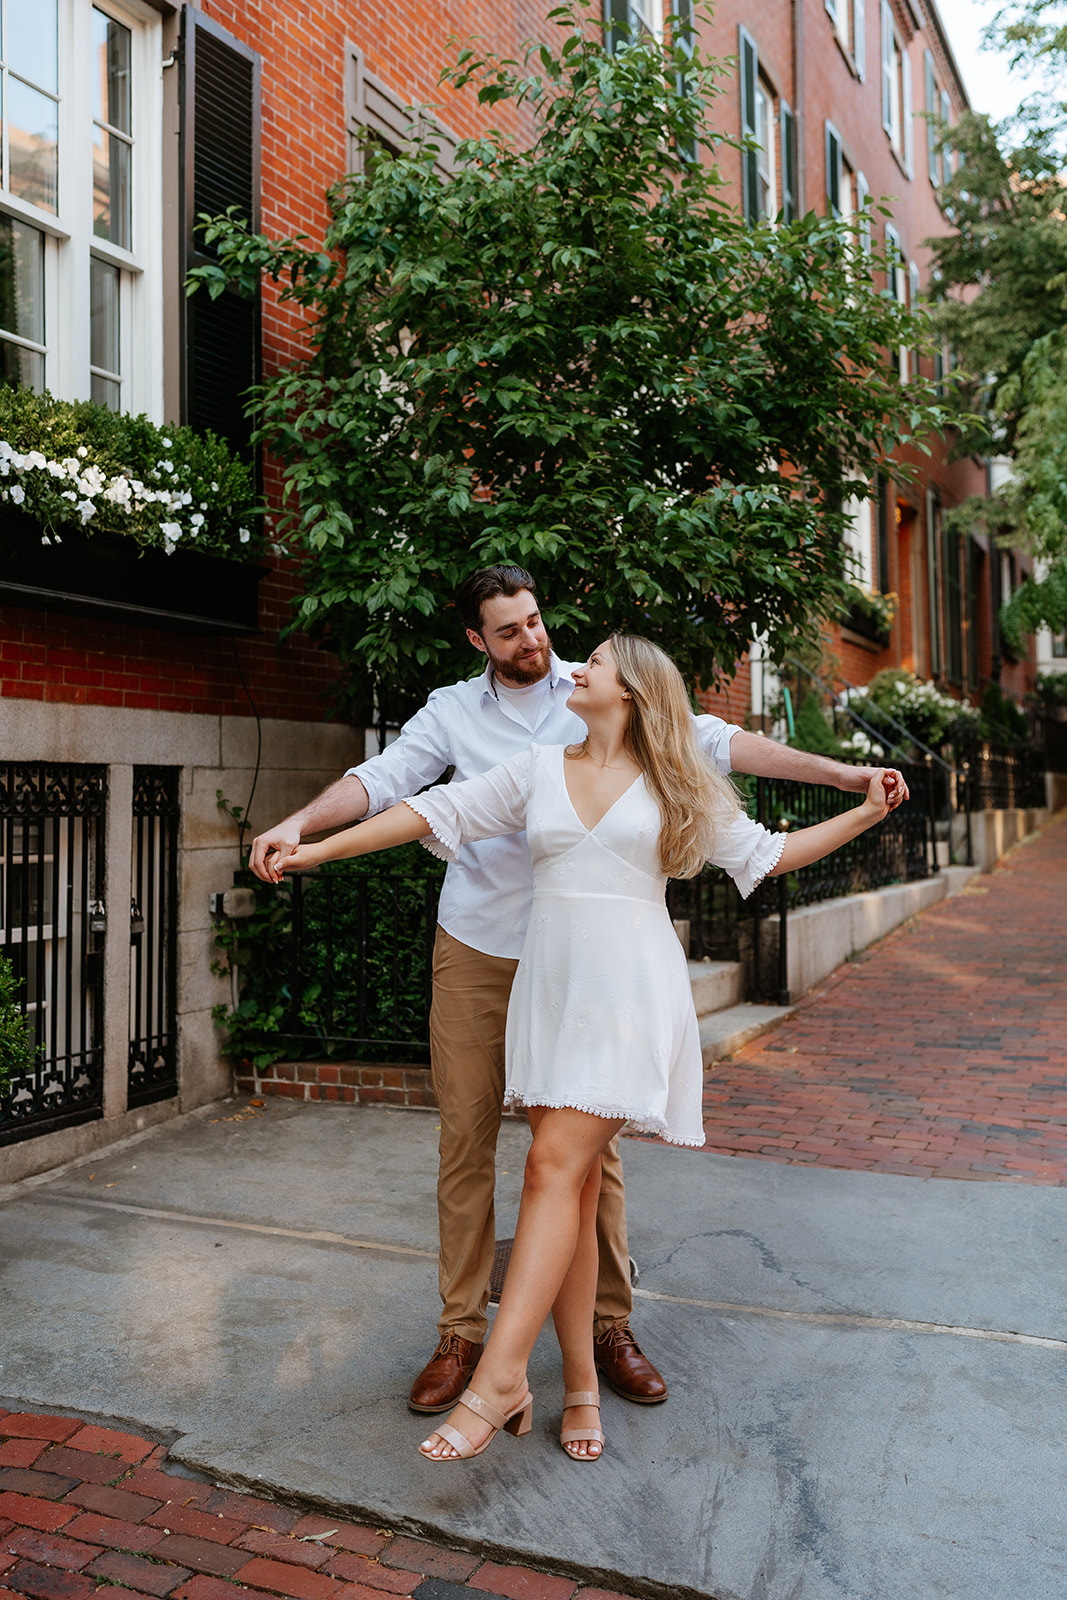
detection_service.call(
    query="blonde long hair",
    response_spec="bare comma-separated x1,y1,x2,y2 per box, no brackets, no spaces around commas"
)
585,634,741,879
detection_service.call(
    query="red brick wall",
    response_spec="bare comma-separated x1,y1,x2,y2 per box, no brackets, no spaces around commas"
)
0,565,340,720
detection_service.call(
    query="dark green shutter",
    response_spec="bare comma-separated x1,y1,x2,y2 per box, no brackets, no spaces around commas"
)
606,0,630,54
781,103,798,221
180,9,261,462
825,123,841,215
739,28,759,225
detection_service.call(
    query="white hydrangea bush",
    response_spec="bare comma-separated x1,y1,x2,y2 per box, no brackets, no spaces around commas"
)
839,670,978,751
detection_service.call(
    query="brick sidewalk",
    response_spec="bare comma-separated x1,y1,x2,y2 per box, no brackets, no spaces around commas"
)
702,813,1067,1183
0,1412,627,1600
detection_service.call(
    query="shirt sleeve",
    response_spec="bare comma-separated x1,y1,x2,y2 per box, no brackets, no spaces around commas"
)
404,749,535,864
343,693,452,815
709,811,787,900
694,713,741,776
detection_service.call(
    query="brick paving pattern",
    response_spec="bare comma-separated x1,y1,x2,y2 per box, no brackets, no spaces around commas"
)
0,1414,630,1600
702,814,1067,1182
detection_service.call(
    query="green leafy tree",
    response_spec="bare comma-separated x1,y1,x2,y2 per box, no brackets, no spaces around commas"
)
192,1,937,708
927,3,1067,647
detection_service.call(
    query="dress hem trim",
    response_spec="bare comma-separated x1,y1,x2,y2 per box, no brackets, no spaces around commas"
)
504,1090,706,1148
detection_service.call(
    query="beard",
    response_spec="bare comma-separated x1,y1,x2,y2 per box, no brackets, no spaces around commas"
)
489,634,553,686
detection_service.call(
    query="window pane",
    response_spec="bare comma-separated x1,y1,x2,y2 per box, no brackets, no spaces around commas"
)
90,371,120,409
90,256,120,374
92,125,131,247
0,214,44,345
92,9,131,134
8,78,58,212
0,337,43,390
7,0,59,94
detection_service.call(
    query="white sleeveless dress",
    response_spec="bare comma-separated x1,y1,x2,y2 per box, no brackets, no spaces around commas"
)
407,744,785,1147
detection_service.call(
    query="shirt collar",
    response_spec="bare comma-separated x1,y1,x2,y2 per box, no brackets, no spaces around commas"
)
479,652,569,702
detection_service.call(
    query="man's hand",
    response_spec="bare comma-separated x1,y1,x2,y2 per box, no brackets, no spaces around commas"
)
249,823,302,884
843,765,909,811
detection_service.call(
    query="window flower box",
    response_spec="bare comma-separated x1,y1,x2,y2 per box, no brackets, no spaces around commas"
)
0,507,266,634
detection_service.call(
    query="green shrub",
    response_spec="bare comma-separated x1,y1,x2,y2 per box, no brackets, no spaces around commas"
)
212,846,445,1068
978,683,1029,746
0,952,38,1099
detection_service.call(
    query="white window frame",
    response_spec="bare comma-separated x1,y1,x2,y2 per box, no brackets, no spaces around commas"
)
826,0,865,77
844,494,875,591
755,78,777,224
856,169,871,252
0,0,163,415
880,1,912,176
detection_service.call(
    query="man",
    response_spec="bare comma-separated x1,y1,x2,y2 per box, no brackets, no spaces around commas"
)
251,565,906,1413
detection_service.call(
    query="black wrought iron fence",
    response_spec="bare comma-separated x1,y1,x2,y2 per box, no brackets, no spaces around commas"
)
279,855,443,1060
953,735,1047,814
128,766,180,1108
0,763,108,1144
668,767,937,1004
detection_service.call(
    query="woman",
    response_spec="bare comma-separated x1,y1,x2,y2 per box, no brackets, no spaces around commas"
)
281,636,891,1464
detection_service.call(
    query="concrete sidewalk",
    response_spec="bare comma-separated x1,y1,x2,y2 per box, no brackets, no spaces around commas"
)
2,1096,1066,1600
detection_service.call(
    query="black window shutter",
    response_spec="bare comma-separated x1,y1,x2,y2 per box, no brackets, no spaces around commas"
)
180,8,261,463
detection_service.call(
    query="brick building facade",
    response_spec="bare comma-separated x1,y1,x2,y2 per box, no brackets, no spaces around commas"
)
689,0,1034,730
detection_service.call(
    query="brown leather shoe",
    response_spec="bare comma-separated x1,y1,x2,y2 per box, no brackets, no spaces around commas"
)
593,1322,668,1404
408,1333,484,1414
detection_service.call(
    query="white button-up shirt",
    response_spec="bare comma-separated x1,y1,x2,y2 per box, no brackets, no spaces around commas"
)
348,655,741,959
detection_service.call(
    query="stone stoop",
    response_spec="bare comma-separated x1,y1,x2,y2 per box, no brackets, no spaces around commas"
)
687,958,797,1066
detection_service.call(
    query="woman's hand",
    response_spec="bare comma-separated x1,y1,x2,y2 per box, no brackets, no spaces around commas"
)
277,840,329,878
860,769,893,824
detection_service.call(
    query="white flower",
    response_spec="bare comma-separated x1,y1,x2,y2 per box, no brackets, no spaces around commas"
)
105,476,132,506
77,499,95,524
160,519,182,555
48,461,67,479
25,450,46,470
162,437,172,447
62,457,81,477
190,512,205,529
239,527,250,544
77,446,88,458
40,533,50,544
210,482,219,493
79,465,105,495
10,484,25,504
62,490,77,503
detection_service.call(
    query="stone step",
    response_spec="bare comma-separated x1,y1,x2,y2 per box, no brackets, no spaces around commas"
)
699,1001,797,1065
688,959,744,1018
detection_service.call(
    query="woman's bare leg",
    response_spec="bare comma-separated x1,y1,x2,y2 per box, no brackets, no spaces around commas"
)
420,1107,624,1460
552,1154,604,1458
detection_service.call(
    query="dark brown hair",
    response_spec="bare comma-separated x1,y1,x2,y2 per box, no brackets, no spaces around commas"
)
455,565,538,636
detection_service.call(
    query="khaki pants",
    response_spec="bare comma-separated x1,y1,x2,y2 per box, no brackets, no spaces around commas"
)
429,925,634,1344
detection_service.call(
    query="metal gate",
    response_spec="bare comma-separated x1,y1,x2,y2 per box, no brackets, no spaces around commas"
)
127,766,180,1107
0,763,108,1144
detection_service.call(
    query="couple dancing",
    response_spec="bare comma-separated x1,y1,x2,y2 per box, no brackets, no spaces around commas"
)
255,568,899,1466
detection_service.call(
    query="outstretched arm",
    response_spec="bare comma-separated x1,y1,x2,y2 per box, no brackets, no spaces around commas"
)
274,802,431,880
728,729,909,810
249,775,372,883
767,770,891,876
